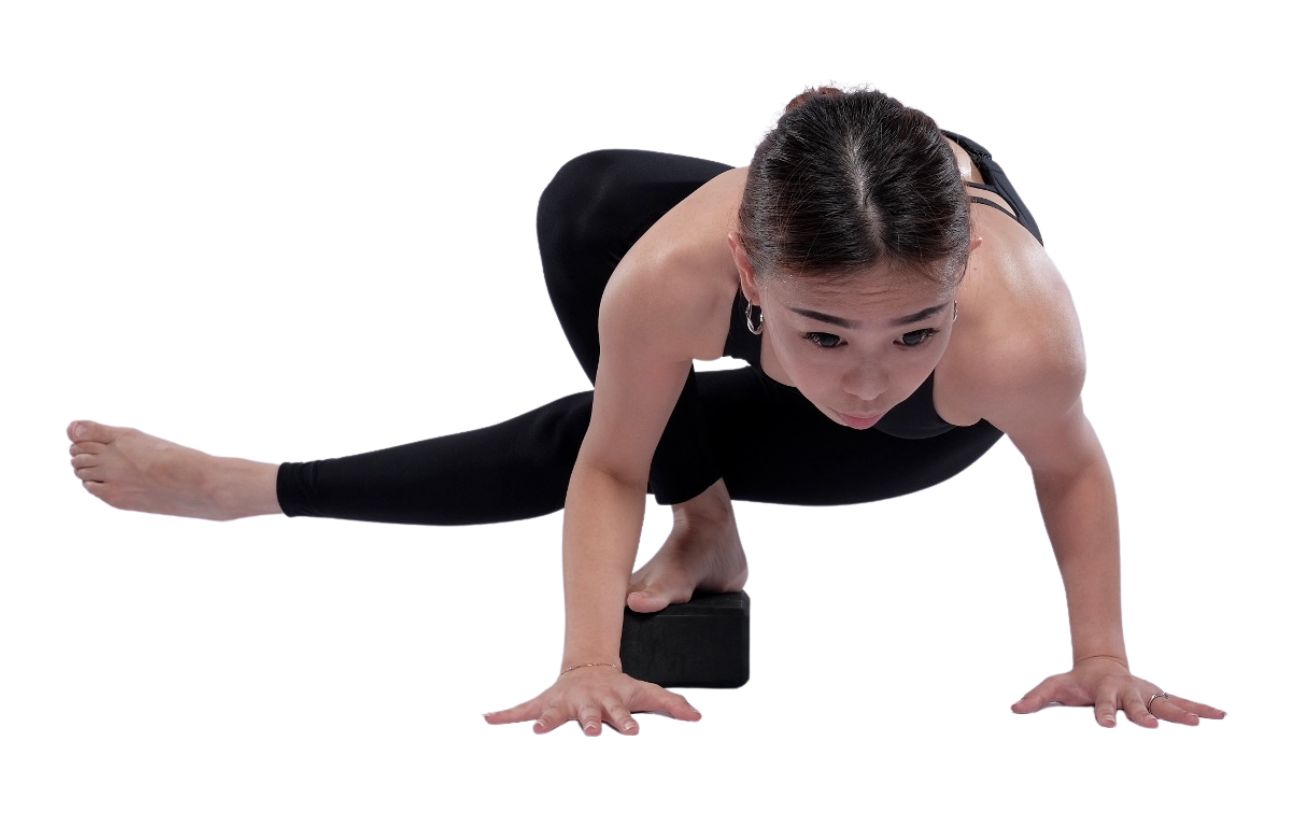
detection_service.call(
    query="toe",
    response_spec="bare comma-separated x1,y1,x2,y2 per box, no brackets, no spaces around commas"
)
72,454,103,480
626,590,671,614
69,420,115,443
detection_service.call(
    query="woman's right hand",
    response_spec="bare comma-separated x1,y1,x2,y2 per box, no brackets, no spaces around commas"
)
483,666,702,735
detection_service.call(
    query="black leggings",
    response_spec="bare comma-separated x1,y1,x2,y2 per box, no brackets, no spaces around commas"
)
275,149,1007,525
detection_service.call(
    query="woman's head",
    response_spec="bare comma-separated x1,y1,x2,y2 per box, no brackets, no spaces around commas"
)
728,83,981,427
735,83,972,288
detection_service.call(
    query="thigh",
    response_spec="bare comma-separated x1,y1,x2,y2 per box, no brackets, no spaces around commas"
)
693,366,1005,505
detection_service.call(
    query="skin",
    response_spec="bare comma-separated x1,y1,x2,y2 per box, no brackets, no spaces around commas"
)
483,136,1226,734
66,136,1227,735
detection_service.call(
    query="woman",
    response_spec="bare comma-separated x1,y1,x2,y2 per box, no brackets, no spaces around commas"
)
66,85,1225,735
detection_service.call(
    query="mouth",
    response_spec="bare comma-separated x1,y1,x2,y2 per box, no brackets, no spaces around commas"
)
835,410,885,429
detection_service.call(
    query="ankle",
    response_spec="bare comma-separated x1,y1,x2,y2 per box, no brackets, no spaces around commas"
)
210,457,282,520
672,489,735,528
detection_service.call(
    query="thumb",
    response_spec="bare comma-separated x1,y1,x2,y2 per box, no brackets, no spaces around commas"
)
1011,686,1056,714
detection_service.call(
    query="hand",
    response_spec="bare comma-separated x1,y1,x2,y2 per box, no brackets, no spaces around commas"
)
1010,656,1227,728
483,666,702,736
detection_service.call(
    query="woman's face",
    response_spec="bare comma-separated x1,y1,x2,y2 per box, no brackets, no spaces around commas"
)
748,264,958,430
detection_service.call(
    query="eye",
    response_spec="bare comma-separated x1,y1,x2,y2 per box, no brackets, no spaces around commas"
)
896,328,939,348
804,332,843,349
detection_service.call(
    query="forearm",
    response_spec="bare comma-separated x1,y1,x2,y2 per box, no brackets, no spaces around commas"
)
1032,458,1128,666
559,460,645,671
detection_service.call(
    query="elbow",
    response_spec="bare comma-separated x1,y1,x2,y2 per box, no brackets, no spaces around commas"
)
572,447,648,492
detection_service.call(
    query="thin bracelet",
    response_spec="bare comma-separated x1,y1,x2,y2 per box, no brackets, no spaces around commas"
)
560,662,622,676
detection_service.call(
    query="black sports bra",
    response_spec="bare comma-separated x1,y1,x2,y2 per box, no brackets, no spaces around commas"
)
720,128,1044,440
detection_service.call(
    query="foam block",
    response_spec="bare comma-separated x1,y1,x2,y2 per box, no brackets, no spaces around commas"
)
620,590,749,688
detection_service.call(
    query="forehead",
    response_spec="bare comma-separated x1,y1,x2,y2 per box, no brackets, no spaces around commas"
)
765,269,948,316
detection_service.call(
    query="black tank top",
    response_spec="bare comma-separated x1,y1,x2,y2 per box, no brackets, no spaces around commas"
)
720,129,1044,439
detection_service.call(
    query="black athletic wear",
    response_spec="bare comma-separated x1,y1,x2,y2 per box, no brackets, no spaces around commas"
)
275,129,1044,525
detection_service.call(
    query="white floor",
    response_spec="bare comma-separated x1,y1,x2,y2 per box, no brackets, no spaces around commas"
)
4,3,1292,813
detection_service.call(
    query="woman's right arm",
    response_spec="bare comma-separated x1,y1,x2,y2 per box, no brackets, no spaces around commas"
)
483,253,719,736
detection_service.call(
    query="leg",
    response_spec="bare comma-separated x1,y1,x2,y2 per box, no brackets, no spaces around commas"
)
66,149,738,528
275,148,742,528
537,149,755,611
68,390,594,525
276,391,595,525
537,148,736,506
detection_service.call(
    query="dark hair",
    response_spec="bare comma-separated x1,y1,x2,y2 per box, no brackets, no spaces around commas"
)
736,83,971,290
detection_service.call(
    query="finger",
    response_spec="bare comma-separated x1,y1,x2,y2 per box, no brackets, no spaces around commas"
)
1121,688,1158,728
1095,699,1119,728
1151,696,1200,726
631,686,701,721
1166,695,1226,719
483,698,540,725
657,691,702,721
577,705,603,736
533,705,567,734
601,699,639,735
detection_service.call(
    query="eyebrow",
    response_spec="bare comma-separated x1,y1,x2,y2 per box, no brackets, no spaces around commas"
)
785,301,951,329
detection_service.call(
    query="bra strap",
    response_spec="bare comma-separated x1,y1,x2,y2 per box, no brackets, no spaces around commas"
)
968,195,1020,222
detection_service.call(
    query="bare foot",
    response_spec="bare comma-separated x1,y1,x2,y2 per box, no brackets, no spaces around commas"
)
626,509,749,614
66,419,280,521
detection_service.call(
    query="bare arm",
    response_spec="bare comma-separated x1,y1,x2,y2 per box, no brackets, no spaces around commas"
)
977,270,1127,663
985,256,1224,727
486,252,717,733
1024,402,1128,665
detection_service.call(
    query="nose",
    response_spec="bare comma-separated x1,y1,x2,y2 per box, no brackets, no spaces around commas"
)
840,362,887,406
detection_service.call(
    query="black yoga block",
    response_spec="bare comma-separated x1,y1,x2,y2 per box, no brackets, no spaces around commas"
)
619,590,749,688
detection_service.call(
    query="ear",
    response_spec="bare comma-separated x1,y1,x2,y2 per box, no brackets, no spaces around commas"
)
969,233,984,254
727,232,761,302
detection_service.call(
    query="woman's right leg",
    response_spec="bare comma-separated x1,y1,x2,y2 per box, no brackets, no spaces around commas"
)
275,149,738,527
68,149,739,531
275,391,594,525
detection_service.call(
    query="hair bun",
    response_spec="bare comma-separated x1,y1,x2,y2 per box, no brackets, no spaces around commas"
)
785,85,845,114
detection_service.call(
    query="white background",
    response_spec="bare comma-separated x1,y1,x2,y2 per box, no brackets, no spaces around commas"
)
3,1,1295,814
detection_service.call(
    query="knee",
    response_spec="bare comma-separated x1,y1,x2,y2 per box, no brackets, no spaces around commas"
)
536,149,636,260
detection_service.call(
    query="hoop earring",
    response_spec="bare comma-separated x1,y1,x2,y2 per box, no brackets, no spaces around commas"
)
953,301,959,324
745,301,764,335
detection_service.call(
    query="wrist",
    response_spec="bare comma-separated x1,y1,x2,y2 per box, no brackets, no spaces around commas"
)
559,660,623,677
1074,653,1128,669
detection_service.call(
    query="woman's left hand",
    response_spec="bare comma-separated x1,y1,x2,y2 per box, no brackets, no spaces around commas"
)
1010,656,1227,727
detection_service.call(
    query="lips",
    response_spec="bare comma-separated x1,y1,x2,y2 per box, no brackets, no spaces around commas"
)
835,410,884,429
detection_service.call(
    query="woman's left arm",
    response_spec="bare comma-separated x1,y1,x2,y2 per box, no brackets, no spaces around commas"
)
978,301,1227,729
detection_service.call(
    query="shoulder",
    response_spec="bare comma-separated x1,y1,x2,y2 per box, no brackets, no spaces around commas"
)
956,232,1086,421
599,238,736,363
599,167,748,360
962,246,1099,477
